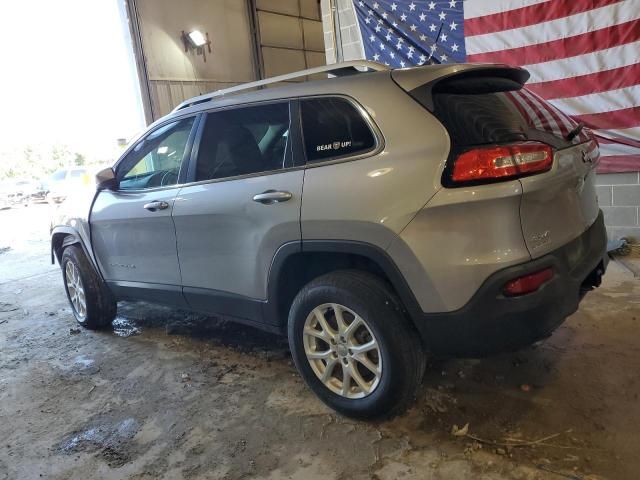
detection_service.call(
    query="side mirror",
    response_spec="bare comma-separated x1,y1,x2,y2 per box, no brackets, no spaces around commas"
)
95,167,118,191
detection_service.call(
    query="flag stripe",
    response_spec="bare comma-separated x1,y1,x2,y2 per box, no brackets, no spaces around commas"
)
549,84,640,116
463,0,551,20
528,89,581,134
574,106,640,131
520,89,567,136
523,88,573,136
598,140,640,157
526,63,640,99
599,138,640,149
597,155,640,173
524,41,640,83
466,18,640,65
465,0,639,55
503,90,533,124
595,127,640,144
464,0,621,37
508,91,547,130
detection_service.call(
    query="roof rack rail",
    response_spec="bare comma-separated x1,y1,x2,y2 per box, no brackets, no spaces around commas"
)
172,60,389,112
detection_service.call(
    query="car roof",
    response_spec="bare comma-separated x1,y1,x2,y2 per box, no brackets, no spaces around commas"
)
158,62,522,127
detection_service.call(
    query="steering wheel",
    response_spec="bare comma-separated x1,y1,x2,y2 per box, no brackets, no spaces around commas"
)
159,170,178,186
147,170,177,187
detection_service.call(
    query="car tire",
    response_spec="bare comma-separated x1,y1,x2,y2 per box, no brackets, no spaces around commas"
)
61,245,116,329
288,270,426,419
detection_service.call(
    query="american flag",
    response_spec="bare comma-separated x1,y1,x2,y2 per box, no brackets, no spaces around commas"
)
353,0,640,173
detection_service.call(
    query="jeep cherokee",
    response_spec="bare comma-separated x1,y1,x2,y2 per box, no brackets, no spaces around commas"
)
51,61,608,418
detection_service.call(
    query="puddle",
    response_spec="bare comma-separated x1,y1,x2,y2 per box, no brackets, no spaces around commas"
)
115,302,287,351
71,354,100,375
112,317,141,337
59,417,139,453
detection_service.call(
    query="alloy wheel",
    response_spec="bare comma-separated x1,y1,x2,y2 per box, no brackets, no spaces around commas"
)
302,303,382,399
65,261,86,320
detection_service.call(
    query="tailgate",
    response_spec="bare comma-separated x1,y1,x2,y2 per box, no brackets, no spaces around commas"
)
504,88,600,258
519,141,600,258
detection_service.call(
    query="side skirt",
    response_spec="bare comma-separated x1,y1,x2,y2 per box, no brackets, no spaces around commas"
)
106,281,284,335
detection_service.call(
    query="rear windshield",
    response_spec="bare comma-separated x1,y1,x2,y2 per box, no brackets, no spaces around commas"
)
433,87,589,148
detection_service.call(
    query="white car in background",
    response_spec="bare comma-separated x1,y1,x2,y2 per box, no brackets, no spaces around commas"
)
0,179,37,208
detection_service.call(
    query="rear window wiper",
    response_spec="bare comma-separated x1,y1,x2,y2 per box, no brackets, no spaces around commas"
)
566,122,584,141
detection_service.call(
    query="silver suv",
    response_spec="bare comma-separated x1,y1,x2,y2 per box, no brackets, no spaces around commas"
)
51,61,608,418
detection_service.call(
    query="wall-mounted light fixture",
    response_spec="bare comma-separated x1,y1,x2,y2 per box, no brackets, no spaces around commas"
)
181,30,212,62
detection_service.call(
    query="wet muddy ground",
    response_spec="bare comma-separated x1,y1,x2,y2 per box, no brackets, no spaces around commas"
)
1,205,640,479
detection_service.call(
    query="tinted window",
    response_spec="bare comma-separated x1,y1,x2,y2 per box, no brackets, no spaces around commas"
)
432,87,588,148
301,98,375,162
195,103,290,181
118,117,195,190
70,169,85,178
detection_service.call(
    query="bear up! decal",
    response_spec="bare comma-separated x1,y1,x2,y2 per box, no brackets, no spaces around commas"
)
316,140,352,152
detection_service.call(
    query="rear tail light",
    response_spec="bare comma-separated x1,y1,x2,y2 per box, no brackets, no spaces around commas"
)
503,267,554,297
449,142,553,185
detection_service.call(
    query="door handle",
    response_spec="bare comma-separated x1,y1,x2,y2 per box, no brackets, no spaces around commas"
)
252,190,292,205
143,201,169,211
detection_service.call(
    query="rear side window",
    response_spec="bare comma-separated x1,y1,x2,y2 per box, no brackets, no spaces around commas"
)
195,102,291,181
301,98,376,162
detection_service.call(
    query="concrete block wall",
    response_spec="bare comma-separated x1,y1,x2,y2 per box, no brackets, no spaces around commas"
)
321,0,364,64
597,172,640,241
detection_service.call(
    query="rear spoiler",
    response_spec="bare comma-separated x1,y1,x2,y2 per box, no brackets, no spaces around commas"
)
392,64,530,111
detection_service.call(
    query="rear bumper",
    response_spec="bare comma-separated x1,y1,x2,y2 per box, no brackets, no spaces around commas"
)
416,211,608,357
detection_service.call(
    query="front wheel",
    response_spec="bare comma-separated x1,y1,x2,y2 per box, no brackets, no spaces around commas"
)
61,245,116,329
288,271,426,419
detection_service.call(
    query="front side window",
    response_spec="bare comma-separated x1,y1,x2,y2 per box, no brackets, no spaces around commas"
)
301,97,376,162
118,117,196,190
195,102,291,181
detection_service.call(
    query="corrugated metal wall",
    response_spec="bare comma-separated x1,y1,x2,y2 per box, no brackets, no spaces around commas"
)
148,79,246,119
256,0,325,81
133,0,257,119
129,0,325,120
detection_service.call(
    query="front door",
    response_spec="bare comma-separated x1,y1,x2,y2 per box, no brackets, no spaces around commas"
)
172,102,302,324
91,116,198,303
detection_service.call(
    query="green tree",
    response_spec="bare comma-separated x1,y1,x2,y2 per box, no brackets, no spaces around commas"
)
74,152,86,166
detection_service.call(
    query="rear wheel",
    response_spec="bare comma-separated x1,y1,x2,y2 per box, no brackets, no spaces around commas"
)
61,245,116,329
288,270,425,419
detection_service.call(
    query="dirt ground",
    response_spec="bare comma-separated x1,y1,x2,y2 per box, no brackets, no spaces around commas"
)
1,204,639,480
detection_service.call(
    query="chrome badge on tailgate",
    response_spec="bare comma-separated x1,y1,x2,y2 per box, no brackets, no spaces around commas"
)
530,230,551,250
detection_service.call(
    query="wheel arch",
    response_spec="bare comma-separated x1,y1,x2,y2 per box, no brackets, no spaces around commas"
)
265,240,423,328
51,226,103,280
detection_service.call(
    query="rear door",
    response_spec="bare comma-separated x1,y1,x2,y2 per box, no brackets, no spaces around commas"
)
172,101,303,324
